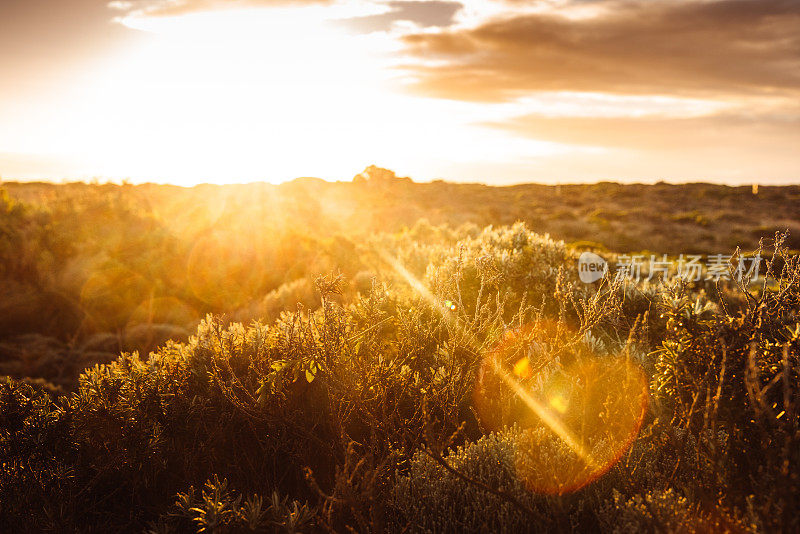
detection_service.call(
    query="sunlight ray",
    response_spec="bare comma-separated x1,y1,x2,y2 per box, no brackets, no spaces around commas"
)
380,248,599,468
491,357,600,470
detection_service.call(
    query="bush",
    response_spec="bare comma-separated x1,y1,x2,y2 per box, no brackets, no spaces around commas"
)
1,220,799,532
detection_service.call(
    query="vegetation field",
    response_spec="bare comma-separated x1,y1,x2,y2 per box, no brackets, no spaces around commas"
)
1,168,799,532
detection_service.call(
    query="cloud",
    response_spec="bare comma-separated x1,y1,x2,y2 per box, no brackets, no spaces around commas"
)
474,107,800,183
111,0,332,18
487,108,800,149
338,1,463,33
401,0,800,101
114,0,463,30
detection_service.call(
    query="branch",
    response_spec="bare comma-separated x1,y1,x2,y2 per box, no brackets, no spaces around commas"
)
421,447,546,524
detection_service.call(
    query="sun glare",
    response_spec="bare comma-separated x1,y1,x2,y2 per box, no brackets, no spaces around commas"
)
380,249,649,495
0,5,564,185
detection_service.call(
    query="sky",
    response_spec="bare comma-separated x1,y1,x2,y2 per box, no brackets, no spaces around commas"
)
0,0,798,185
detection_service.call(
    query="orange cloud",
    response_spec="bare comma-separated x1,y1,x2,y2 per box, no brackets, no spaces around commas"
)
401,0,800,101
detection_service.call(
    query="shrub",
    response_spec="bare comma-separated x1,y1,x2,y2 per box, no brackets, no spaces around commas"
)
2,219,799,532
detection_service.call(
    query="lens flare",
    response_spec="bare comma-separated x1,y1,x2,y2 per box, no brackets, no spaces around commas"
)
379,252,648,495
186,230,267,308
513,356,533,380
128,296,199,328
80,264,150,330
475,324,648,494
549,393,568,414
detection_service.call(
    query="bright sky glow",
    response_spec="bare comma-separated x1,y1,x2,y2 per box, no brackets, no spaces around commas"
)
0,0,797,184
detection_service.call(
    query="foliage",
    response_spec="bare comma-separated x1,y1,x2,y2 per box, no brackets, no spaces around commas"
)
0,179,798,532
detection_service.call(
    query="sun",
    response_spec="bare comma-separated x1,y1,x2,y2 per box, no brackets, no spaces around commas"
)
1,5,565,185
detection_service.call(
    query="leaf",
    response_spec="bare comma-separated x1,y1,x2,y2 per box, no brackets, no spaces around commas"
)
305,360,319,383
256,379,270,406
